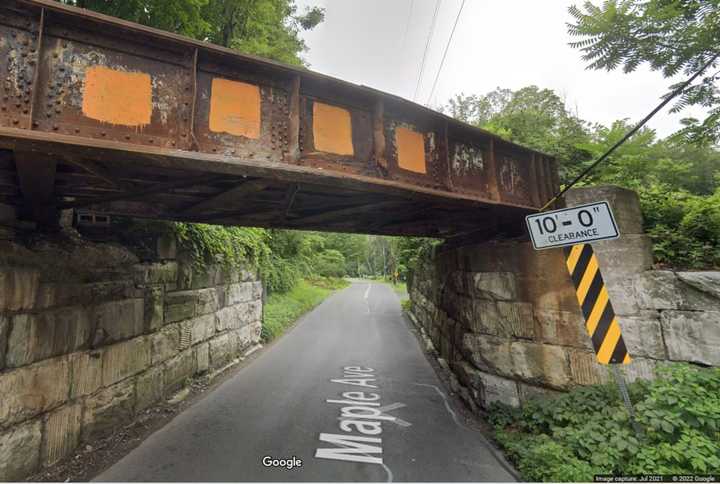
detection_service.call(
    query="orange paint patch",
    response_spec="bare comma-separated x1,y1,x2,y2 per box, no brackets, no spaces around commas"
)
82,66,152,126
395,126,426,174
209,78,261,138
312,102,354,155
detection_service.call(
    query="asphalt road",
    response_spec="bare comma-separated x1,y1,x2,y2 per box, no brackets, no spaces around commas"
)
95,281,516,482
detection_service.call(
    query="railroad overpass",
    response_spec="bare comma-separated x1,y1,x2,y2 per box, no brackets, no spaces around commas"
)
0,0,558,237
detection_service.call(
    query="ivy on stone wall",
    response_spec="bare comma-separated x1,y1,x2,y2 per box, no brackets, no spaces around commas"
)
173,223,271,271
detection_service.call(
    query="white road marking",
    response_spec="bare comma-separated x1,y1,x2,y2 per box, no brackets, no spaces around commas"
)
337,401,412,428
411,383,466,430
364,284,371,299
377,403,411,427
411,382,520,479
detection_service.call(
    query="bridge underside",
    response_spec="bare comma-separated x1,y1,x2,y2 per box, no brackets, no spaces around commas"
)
0,0,559,238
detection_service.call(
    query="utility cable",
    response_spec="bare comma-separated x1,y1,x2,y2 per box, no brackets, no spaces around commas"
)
413,0,441,102
425,0,466,107
539,52,720,212
400,0,415,52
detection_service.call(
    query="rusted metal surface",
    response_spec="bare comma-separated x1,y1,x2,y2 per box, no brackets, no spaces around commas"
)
0,0,558,237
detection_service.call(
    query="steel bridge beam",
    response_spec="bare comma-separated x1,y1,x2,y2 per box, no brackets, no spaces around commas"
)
0,0,559,237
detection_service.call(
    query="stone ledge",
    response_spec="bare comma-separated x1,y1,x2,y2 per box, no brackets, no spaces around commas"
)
164,290,199,323
0,267,40,312
82,379,135,442
634,271,720,311
0,419,41,480
92,299,144,346
42,402,82,467
132,262,178,286
0,356,69,429
34,280,136,311
661,310,720,366
618,311,666,360
101,337,150,387
534,308,590,350
7,308,91,368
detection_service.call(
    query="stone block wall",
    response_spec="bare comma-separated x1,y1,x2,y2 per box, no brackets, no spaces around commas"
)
408,186,720,413
0,231,262,480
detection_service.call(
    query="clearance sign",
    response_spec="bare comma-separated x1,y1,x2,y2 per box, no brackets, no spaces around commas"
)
526,202,630,365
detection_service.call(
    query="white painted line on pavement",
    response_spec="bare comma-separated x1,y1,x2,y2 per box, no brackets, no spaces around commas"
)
412,382,466,430
364,284,371,299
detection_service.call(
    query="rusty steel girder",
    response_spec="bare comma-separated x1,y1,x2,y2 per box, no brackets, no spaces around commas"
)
0,0,559,238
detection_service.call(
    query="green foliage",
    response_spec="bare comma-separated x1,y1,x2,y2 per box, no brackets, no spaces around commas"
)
61,0,324,66
260,229,321,293
443,86,592,181
497,432,599,482
174,222,271,270
61,0,210,39
261,278,335,341
304,276,350,290
395,237,440,280
444,83,720,269
637,185,720,268
202,0,324,64
567,0,720,145
489,364,720,481
313,249,346,278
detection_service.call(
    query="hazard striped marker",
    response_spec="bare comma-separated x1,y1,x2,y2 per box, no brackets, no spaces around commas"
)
564,243,631,365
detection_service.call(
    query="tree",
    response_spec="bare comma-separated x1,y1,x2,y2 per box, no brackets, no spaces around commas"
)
444,86,592,182
313,249,346,278
567,0,720,145
201,0,324,64
60,0,210,39
60,0,324,65
444,88,512,126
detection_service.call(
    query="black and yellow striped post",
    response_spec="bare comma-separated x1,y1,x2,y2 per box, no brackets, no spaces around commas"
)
563,243,631,365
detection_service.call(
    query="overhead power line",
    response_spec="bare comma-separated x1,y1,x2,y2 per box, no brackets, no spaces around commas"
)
426,0,466,107
413,0,441,102
539,51,720,212
399,0,415,52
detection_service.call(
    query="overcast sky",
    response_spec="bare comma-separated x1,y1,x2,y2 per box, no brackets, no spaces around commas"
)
294,0,707,138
